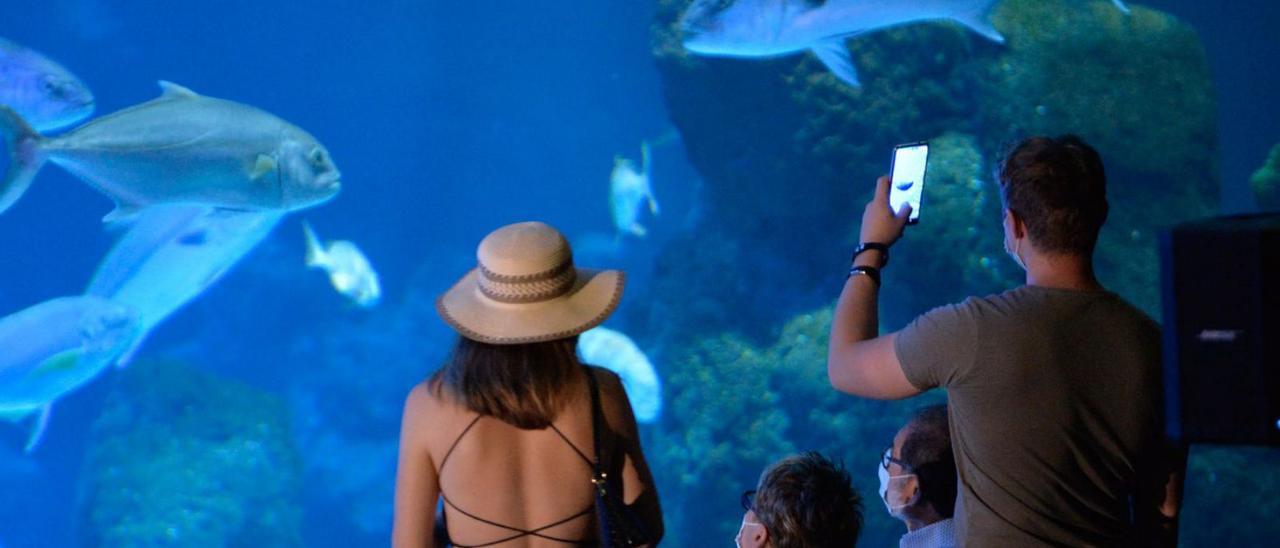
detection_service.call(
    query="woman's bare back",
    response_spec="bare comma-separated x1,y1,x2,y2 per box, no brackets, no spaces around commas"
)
403,367,652,547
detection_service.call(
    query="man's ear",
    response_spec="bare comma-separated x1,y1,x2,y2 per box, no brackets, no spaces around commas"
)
753,524,770,547
1006,208,1027,239
903,476,922,506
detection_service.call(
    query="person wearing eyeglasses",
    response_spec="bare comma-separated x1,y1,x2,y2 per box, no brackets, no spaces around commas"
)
735,451,863,548
880,405,956,548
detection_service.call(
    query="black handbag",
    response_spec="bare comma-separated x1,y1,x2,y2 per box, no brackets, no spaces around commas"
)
584,365,655,547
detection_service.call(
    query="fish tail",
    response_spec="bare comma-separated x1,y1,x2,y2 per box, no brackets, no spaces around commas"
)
302,220,325,267
0,106,46,216
24,404,51,454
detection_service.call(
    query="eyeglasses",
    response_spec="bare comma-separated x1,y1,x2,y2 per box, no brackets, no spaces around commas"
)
881,447,914,473
741,489,756,512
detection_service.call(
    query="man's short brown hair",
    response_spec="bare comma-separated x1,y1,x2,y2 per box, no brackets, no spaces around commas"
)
753,452,863,548
998,135,1109,255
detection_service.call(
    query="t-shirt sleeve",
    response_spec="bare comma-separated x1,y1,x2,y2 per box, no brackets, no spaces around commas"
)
894,299,980,390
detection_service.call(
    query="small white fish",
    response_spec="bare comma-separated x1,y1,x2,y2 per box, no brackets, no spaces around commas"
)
303,221,381,308
0,80,341,221
86,205,284,366
0,37,94,132
578,327,662,423
609,141,660,238
0,296,139,453
680,0,1130,87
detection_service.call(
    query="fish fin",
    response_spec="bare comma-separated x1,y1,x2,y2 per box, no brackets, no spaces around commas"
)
113,331,150,369
157,80,199,99
302,221,327,268
0,106,47,215
640,141,652,180
23,404,51,454
953,11,1005,44
102,202,146,223
1112,0,1131,15
629,224,648,238
810,39,860,87
250,154,277,181
647,190,660,216
34,350,82,375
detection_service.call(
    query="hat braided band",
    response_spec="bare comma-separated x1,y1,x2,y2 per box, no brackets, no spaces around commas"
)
478,261,577,304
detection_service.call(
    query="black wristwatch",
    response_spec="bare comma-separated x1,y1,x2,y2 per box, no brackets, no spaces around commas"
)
851,242,890,267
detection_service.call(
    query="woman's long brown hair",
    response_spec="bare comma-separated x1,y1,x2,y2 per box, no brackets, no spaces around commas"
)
430,335,581,429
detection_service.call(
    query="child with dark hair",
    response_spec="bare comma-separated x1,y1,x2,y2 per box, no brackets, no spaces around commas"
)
736,451,863,548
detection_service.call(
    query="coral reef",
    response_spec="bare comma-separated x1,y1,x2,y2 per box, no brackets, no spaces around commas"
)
1251,144,1280,211
648,308,943,546
77,360,303,547
981,0,1217,189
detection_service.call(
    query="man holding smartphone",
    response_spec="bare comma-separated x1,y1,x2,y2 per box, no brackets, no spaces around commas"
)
827,136,1186,546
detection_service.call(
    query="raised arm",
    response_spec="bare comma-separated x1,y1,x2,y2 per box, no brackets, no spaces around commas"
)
393,384,440,548
827,176,921,400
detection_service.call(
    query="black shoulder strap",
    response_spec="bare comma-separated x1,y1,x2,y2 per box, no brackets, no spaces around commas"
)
583,364,605,475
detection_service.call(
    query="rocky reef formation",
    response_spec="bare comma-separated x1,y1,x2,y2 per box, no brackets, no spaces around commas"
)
77,360,303,547
1252,144,1280,211
643,0,1223,545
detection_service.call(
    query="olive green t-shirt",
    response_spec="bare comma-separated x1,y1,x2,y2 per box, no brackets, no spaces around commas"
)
895,285,1163,547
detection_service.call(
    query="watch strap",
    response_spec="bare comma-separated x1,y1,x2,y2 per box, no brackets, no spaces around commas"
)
851,242,890,267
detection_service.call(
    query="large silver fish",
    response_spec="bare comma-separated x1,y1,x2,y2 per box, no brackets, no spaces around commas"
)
578,327,662,423
0,37,94,132
0,296,139,453
0,81,340,221
86,205,285,366
680,0,1131,87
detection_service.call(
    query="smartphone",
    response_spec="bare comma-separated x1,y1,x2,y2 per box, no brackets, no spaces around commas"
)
889,142,928,225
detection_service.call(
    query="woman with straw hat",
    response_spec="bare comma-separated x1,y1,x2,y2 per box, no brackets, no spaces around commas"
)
393,222,663,547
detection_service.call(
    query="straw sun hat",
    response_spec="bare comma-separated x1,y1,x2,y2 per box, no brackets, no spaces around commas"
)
436,222,625,345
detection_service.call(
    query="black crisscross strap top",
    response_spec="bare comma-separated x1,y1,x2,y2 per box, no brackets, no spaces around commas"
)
437,414,598,547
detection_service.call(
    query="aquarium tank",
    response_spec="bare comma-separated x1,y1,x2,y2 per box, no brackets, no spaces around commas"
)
0,0,1277,546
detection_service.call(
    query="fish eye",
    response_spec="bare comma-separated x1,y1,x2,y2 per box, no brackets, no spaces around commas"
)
310,148,327,165
40,77,63,96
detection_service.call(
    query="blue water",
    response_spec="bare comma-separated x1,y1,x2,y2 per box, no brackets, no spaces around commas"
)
0,0,1277,546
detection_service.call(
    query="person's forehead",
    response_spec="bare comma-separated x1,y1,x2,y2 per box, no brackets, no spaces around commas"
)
892,424,913,455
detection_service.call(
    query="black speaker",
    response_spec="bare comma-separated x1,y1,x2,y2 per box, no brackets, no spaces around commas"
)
1160,213,1280,446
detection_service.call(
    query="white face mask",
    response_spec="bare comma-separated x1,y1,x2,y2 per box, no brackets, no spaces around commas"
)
1004,213,1027,271
879,449,919,519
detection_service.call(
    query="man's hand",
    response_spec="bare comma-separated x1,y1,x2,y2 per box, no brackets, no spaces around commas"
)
860,175,913,247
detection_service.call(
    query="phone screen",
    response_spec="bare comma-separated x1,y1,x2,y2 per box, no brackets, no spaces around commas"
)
889,142,928,224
